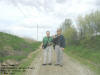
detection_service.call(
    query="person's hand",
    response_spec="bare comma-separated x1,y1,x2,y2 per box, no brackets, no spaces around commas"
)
62,48,64,51
53,35,56,38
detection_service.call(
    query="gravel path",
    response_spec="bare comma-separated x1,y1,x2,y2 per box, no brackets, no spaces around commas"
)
25,49,94,75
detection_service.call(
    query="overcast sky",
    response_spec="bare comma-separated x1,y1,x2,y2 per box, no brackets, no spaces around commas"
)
0,0,100,41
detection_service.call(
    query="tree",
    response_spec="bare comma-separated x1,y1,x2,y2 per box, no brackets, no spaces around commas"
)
61,19,72,32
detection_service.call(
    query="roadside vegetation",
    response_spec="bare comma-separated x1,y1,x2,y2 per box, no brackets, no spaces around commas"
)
61,10,100,75
0,32,41,75
0,32,41,62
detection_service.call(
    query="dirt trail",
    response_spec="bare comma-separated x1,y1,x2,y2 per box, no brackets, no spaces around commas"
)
25,49,94,75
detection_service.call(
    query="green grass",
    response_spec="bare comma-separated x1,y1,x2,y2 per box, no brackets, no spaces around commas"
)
0,32,41,75
0,32,41,62
64,36,100,75
0,56,26,62
14,50,39,75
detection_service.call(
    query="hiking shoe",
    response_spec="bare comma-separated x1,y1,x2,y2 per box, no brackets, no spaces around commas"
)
59,65,63,67
48,63,52,65
42,64,47,66
55,64,59,66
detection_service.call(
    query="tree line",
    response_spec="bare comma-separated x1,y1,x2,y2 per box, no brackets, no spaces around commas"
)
61,10,100,45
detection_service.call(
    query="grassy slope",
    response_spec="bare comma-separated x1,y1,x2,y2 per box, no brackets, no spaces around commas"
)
0,32,41,62
64,36,100,75
14,50,40,75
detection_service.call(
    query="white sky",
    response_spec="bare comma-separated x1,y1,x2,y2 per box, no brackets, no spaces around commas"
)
0,0,99,41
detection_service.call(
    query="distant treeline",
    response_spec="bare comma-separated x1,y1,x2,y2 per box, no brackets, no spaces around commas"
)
61,10,100,45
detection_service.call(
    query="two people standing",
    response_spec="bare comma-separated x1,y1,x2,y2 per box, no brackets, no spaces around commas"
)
42,29,66,67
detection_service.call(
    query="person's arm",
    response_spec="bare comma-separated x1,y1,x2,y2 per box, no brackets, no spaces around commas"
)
52,35,57,44
61,36,66,50
42,37,45,49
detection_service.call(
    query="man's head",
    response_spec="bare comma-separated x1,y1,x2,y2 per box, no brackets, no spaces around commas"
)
57,28,62,35
46,31,50,37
